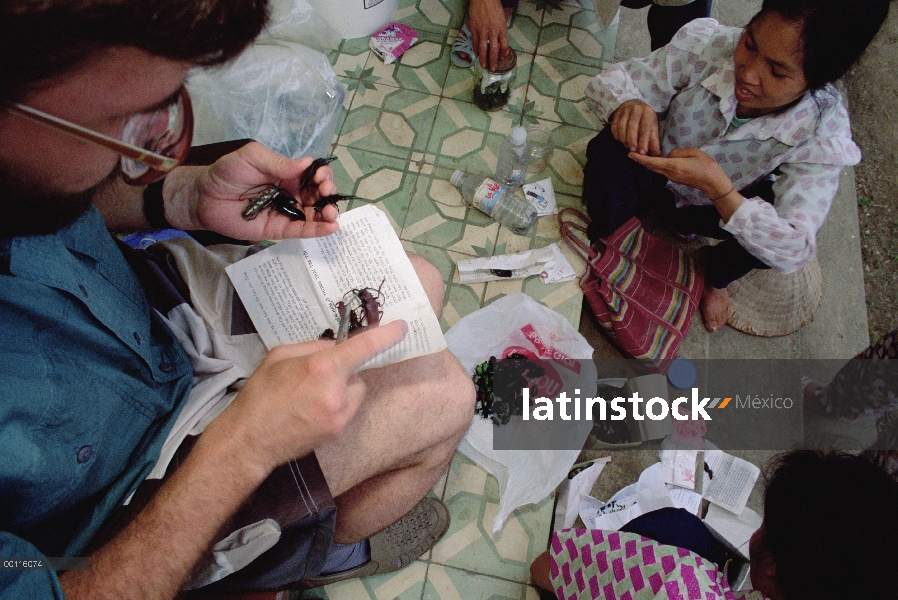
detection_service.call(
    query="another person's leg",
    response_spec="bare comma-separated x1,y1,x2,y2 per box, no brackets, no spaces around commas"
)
316,254,475,543
645,0,713,50
583,126,671,242
653,178,773,332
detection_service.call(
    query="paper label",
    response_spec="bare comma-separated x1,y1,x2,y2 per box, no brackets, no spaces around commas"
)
472,179,506,216
523,179,558,216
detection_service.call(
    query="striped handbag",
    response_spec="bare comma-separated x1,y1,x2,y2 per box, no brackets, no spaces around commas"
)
559,208,704,362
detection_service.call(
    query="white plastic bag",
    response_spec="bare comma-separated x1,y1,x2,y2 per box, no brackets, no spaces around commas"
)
256,0,340,53
445,294,596,532
187,41,345,161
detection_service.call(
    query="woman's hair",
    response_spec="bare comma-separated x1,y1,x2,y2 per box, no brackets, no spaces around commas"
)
763,450,898,600
0,0,270,104
753,0,890,91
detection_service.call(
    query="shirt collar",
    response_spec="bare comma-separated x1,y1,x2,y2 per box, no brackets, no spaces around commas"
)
701,59,829,147
8,205,144,304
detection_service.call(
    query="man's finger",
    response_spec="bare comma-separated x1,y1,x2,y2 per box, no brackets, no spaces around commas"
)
274,219,339,240
242,143,313,182
329,319,408,375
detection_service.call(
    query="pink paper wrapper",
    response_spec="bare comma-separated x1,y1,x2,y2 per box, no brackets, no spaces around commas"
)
369,23,418,64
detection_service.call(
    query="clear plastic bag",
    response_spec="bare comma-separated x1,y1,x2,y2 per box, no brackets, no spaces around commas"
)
257,0,340,54
187,41,345,161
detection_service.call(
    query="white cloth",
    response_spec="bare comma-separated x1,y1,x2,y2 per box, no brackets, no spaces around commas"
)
585,18,861,273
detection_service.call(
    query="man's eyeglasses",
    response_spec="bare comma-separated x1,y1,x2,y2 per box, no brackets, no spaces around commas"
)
7,87,193,185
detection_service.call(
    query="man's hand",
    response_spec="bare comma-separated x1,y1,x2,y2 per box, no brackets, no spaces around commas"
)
211,320,409,474
164,142,341,241
629,148,743,222
468,0,510,71
60,320,407,600
610,99,662,157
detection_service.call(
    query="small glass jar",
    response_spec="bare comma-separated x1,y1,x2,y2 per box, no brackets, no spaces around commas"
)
472,48,517,112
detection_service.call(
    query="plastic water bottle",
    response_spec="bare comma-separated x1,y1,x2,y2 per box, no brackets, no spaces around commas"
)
451,169,537,235
494,126,530,187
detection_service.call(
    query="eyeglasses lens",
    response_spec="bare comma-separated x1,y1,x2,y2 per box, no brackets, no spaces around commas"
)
120,89,194,184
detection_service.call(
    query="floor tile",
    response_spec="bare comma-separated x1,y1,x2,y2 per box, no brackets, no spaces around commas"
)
339,84,441,160
423,564,542,600
430,454,555,584
300,560,429,600
402,170,501,258
330,37,374,79
395,0,466,34
507,8,544,55
427,98,522,173
402,240,487,331
364,29,453,95
526,54,603,128
330,146,419,232
537,4,619,68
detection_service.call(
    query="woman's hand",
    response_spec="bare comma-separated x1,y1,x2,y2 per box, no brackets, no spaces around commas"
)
163,142,340,241
628,147,743,222
467,0,510,71
610,99,662,157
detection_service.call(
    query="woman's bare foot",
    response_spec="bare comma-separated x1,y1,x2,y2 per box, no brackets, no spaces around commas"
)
700,285,731,333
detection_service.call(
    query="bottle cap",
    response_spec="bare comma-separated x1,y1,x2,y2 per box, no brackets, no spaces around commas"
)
450,169,465,187
510,126,527,145
666,358,697,390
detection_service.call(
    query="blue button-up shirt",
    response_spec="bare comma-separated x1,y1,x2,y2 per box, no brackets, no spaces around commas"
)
0,206,193,597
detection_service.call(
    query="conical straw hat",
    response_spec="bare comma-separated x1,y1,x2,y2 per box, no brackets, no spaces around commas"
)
726,257,823,337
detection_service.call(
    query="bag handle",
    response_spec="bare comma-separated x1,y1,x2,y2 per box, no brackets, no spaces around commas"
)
558,208,605,265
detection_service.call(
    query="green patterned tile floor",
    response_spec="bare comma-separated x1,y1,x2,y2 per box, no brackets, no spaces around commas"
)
299,1,618,596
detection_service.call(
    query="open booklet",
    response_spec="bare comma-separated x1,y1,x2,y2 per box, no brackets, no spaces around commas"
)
225,204,446,370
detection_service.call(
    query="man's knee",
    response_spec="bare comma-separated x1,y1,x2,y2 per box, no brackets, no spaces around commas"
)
407,253,446,317
421,350,475,447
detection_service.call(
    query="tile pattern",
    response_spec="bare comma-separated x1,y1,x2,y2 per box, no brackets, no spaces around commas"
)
329,0,618,332
300,1,620,596
297,454,549,600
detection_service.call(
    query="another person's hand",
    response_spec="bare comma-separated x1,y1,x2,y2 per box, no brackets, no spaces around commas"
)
628,148,743,221
211,320,408,474
163,142,341,240
628,147,731,196
468,0,510,71
610,99,662,157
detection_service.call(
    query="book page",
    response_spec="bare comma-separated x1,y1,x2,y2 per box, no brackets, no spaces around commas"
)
226,246,328,347
225,205,446,369
701,450,760,515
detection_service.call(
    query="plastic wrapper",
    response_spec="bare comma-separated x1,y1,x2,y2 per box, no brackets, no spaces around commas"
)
187,41,345,161
369,23,418,64
445,293,596,532
256,0,340,54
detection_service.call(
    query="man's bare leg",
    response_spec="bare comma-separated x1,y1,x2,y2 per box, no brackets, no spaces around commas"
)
315,255,476,542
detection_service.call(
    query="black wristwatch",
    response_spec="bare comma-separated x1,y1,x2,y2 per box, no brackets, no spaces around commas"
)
142,179,172,230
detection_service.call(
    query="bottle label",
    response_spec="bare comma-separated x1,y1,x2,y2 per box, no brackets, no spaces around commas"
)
471,179,506,216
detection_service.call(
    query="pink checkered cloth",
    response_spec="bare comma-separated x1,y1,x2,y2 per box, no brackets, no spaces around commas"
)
550,529,767,600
